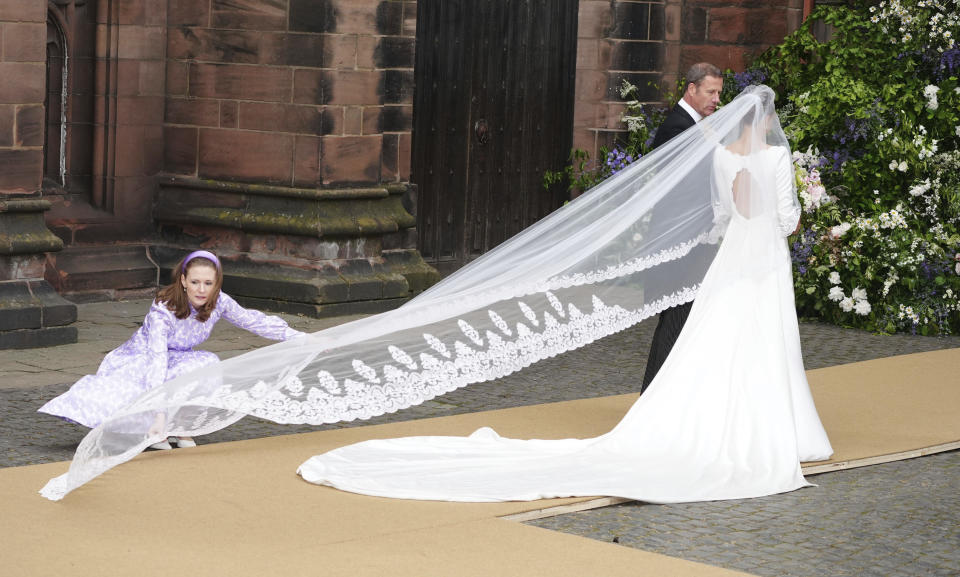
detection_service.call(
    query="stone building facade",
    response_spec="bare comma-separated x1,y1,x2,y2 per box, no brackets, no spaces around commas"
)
1,0,809,348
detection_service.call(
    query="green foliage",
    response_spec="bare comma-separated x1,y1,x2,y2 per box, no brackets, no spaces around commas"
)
753,0,960,334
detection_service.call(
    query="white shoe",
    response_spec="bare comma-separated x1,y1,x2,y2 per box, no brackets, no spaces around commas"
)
173,437,197,448
149,440,173,450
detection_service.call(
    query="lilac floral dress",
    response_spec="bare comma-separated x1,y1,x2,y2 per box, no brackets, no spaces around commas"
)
38,293,304,428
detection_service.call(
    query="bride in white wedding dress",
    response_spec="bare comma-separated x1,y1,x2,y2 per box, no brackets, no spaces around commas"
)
296,94,834,503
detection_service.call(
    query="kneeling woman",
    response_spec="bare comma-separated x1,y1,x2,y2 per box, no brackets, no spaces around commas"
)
38,250,305,449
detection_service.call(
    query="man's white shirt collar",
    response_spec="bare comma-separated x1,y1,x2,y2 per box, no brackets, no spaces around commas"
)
678,98,702,123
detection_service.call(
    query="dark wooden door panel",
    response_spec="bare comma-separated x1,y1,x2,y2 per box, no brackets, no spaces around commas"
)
414,0,578,272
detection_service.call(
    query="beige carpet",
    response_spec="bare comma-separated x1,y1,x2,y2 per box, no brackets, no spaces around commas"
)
2,348,958,577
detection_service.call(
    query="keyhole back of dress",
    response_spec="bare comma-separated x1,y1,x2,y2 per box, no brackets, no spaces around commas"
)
732,168,752,218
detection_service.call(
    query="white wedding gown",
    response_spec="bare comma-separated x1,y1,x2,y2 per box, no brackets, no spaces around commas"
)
297,145,834,503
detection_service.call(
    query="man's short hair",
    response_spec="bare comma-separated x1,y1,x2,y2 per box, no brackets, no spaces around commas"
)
686,62,722,87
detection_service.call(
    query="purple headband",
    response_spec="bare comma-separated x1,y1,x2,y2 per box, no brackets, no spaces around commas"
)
182,250,220,271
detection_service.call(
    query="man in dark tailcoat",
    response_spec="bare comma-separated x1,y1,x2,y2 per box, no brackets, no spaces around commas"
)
640,62,724,393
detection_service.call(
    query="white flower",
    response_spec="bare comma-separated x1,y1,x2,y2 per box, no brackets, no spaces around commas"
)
956,126,960,138
830,222,852,238
889,160,898,170
898,160,908,172
828,286,846,302
829,271,841,285
854,299,872,316
909,178,932,196
839,297,855,312
852,287,868,300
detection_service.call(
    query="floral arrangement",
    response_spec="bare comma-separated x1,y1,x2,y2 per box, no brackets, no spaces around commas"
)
751,0,960,334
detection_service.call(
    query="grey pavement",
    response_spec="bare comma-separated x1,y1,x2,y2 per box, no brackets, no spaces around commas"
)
2,298,959,576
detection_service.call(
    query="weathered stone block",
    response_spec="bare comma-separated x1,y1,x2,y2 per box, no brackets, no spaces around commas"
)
610,42,663,73
324,34,359,69
113,125,146,177
0,325,78,349
29,281,78,326
320,135,382,185
0,62,44,104
166,61,189,96
139,60,166,96
610,3,651,40
577,1,612,39
2,22,45,62
189,63,292,102
46,245,158,294
402,2,417,37
375,1,403,35
117,25,165,60
0,149,42,193
163,126,198,175
0,105,14,147
709,7,788,45
0,282,40,330
375,36,414,68
0,0,47,22
289,0,336,33
199,129,294,184
681,44,753,73
361,106,381,135
238,102,325,134
314,297,408,318
330,0,378,35
382,249,440,293
166,98,221,127
398,132,411,181
327,70,382,106
381,133,398,181
357,36,377,69
344,107,363,135
168,0,210,27
294,135,321,187
575,70,606,101
0,253,44,281
382,69,413,104
682,6,709,43
168,28,261,65
280,34,327,68
117,95,164,126
649,4,666,41
381,105,411,132
293,68,331,105
211,0,286,31
220,101,239,128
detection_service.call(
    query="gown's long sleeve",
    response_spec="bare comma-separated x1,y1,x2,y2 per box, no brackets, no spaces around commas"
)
774,148,801,237
218,293,305,340
135,304,172,392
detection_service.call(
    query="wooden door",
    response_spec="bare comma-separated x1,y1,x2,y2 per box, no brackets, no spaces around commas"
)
412,0,578,275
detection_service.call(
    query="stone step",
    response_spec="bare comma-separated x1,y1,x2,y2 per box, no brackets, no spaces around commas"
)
45,245,159,298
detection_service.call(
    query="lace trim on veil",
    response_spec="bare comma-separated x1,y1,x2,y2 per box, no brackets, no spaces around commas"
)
213,285,699,424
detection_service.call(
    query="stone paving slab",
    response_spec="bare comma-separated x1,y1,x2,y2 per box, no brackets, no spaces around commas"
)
2,298,960,576
529,451,960,577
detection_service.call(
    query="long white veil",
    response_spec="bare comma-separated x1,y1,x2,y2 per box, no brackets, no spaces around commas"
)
41,85,792,501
